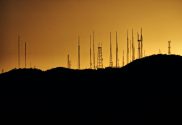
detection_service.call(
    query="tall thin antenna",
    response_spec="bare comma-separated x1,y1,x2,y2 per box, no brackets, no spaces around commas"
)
109,32,113,67
18,35,20,68
25,42,27,68
67,54,69,68
116,32,118,67
122,50,125,67
67,54,71,68
140,28,143,58
168,41,171,55
78,35,80,69
127,30,129,64
93,31,95,69
90,34,92,69
130,40,132,62
137,32,141,59
28,44,31,68
132,29,135,61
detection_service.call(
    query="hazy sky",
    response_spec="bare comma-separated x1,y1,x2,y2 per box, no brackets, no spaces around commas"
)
0,0,182,71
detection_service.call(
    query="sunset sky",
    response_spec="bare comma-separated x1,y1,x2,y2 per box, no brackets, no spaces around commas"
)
0,0,182,71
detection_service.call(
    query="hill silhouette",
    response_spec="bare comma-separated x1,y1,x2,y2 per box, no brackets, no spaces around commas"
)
0,54,182,124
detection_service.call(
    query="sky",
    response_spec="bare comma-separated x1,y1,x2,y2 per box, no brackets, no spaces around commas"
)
0,0,182,71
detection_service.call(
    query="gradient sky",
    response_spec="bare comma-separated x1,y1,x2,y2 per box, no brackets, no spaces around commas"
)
0,0,182,71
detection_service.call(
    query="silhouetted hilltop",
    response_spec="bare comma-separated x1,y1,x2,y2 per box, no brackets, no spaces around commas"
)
0,55,182,124
1,54,182,96
2,54,182,79
124,54,182,72
0,68,43,80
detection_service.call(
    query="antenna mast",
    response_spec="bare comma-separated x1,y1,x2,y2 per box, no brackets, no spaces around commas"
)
109,32,113,67
140,28,143,58
25,42,27,68
168,41,171,55
123,50,124,67
130,40,132,62
137,32,141,59
127,30,129,64
97,43,103,69
18,35,20,68
132,29,135,61
90,34,92,69
93,32,95,69
116,32,119,67
67,54,71,68
78,36,80,69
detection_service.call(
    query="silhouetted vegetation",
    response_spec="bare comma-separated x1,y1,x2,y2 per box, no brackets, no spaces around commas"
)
0,54,182,124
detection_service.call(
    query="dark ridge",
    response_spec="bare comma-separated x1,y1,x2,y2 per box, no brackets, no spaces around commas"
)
0,68,43,77
124,54,182,70
0,54,182,124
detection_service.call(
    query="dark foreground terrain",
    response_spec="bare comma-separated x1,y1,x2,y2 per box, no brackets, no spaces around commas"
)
0,54,182,124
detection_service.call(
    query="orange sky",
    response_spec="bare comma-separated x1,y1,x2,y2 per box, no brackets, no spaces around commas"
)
0,0,182,71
